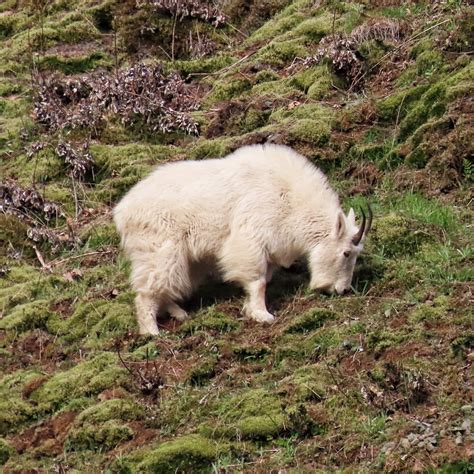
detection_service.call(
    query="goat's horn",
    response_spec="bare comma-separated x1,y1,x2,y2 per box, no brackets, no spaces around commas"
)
352,207,366,245
365,204,373,234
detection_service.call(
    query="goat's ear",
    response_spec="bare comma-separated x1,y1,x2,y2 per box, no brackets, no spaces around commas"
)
347,207,356,225
334,211,346,239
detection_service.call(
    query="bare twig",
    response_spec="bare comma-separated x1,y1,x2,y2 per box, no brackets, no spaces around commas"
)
32,244,51,271
49,249,114,267
188,51,257,78
350,18,450,91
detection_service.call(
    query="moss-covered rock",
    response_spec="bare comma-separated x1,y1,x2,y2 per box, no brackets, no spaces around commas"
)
0,299,59,333
57,300,135,348
66,420,134,452
180,307,240,334
38,51,112,74
0,438,13,465
204,388,286,440
293,13,333,41
398,83,447,141
0,369,41,435
416,50,444,76
289,64,334,99
277,367,326,402
246,0,312,43
190,137,232,160
207,77,252,102
187,356,218,386
257,39,309,67
408,296,449,324
284,308,336,333
369,213,431,258
377,85,429,122
76,399,145,424
136,435,219,472
287,118,331,146
29,352,129,413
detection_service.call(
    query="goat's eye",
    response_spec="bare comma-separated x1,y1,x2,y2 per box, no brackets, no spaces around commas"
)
343,251,350,258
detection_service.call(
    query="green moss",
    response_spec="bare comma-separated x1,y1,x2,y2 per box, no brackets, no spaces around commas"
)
416,50,444,76
57,20,99,44
80,222,120,249
57,300,135,348
135,435,219,472
0,369,41,435
76,399,145,424
255,69,279,83
181,307,240,334
205,388,286,440
208,77,252,102
289,64,333,99
251,77,301,98
258,39,309,67
288,118,331,146
0,300,59,333
66,420,133,452
232,343,270,361
377,84,429,122
0,438,13,465
293,13,333,41
0,273,66,316
187,356,218,386
247,0,312,43
366,328,407,355
0,79,22,96
405,143,429,169
284,308,336,333
370,213,431,258
276,327,341,363
0,214,32,259
171,55,235,77
38,51,112,74
398,83,447,141
190,137,232,160
445,61,474,100
408,296,449,323
278,367,326,402
29,352,129,413
0,394,36,435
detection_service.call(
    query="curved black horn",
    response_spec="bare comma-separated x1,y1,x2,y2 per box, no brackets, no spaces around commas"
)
352,208,366,245
365,204,373,234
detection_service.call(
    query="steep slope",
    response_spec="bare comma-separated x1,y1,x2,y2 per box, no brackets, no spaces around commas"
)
0,1,473,471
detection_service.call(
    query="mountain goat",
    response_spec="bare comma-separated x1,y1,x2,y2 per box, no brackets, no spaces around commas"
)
113,144,372,335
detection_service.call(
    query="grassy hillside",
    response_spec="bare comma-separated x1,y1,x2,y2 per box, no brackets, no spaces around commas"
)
0,0,473,472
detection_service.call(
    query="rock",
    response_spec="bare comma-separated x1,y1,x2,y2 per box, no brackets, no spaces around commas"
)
401,438,411,449
461,419,471,434
460,404,472,414
407,433,417,442
382,441,396,453
426,443,435,452
455,435,463,445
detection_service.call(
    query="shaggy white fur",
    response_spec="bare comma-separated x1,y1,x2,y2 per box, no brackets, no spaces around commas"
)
114,144,364,334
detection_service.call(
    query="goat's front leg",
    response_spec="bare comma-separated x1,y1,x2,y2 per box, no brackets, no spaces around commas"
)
243,277,275,323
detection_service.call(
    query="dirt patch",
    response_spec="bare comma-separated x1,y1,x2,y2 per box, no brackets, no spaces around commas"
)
13,411,77,456
44,41,104,58
108,421,159,456
22,375,50,399
383,341,435,363
345,162,381,195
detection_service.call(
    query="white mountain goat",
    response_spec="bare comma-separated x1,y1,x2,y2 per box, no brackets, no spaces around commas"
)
113,144,372,335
